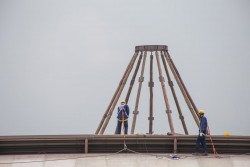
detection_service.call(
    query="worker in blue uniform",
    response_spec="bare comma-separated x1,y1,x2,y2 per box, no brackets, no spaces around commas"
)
193,110,208,156
116,99,130,134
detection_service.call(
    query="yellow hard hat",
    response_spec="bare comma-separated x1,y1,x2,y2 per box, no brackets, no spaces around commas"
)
198,110,205,114
121,99,126,104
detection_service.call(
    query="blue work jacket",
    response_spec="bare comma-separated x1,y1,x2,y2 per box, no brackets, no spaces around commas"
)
199,116,208,134
117,104,129,120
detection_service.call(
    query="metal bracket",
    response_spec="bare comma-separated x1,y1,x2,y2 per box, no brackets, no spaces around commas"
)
138,77,144,82
166,110,172,114
148,81,154,87
133,110,139,114
148,117,154,120
179,115,184,120
159,76,165,82
168,80,174,86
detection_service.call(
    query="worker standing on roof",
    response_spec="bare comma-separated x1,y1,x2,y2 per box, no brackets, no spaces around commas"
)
116,100,130,134
193,110,208,156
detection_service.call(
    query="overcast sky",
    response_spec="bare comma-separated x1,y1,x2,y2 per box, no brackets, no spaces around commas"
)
0,0,250,136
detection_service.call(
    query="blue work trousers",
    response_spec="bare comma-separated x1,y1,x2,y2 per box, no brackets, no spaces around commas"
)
196,135,207,153
116,120,128,134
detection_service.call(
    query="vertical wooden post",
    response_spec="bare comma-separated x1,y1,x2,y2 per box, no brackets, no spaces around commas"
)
148,52,154,134
166,51,199,116
85,138,88,154
100,51,139,134
125,52,143,103
131,51,147,134
155,51,175,134
164,51,199,126
160,51,188,135
95,51,139,134
174,137,177,154
114,52,143,134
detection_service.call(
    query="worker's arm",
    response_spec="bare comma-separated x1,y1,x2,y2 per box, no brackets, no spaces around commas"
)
126,105,130,116
200,117,207,134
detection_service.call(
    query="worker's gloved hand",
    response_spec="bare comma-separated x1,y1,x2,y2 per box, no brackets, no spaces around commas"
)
199,133,205,137
202,131,207,135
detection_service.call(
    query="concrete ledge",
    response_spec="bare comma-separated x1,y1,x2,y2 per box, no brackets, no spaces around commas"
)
0,153,249,167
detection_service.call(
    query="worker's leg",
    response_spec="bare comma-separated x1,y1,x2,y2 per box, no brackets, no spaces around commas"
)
201,136,207,153
124,120,128,134
196,135,201,153
117,121,122,134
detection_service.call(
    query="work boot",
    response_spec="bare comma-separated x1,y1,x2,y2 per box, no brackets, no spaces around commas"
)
192,152,199,156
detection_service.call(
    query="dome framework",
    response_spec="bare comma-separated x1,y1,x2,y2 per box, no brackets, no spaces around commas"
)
95,45,200,135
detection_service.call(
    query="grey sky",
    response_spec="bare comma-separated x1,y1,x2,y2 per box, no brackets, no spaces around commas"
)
0,0,250,135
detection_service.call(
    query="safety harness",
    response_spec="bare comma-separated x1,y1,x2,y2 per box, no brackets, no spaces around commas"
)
118,105,128,121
